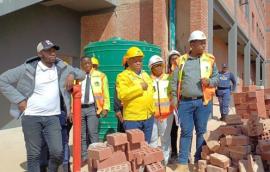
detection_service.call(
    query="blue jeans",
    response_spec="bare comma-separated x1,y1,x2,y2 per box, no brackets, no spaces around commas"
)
177,98,211,164
123,116,154,143
217,89,231,116
21,115,63,172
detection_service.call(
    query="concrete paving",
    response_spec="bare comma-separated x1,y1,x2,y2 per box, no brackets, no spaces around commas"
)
0,98,233,171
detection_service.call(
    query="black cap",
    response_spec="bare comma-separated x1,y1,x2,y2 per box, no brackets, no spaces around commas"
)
37,40,60,52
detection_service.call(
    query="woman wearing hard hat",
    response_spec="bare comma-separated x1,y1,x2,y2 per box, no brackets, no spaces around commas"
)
148,55,174,165
116,46,154,143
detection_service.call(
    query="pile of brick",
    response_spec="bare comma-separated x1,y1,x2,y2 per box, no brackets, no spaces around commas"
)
198,86,270,171
87,129,164,172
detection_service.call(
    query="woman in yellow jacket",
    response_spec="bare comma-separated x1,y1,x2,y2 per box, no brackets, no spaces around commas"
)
116,47,154,143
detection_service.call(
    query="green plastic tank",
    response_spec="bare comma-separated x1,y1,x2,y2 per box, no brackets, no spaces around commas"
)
83,37,161,141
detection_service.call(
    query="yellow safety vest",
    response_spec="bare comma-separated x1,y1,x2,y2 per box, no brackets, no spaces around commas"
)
90,69,110,114
151,74,171,120
177,52,216,105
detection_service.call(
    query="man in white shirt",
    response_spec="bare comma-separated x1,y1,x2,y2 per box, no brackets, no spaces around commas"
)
80,56,99,164
0,40,85,172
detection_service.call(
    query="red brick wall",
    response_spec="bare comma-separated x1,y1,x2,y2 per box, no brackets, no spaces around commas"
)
81,0,169,58
190,0,208,41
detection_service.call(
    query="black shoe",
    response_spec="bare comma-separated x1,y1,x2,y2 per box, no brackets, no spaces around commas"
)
40,165,47,172
220,116,226,121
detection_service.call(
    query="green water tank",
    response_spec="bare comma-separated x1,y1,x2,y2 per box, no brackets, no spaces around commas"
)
83,37,161,141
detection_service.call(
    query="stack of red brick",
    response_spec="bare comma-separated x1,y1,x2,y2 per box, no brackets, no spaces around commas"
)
233,85,268,119
198,84,270,171
87,129,164,172
199,114,270,171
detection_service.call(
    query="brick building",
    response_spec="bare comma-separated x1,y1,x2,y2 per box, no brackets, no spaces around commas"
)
80,0,270,91
0,0,270,128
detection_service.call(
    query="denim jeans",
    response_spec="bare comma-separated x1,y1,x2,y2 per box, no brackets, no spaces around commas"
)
123,116,154,143
150,114,173,164
177,98,211,164
217,88,231,116
21,115,63,172
81,104,99,161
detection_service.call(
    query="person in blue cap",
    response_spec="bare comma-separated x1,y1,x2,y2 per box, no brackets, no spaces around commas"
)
216,63,236,121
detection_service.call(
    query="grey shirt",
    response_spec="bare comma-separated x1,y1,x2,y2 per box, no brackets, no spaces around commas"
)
181,57,203,97
171,55,219,104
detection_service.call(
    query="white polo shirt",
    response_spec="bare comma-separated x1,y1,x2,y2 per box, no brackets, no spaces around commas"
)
81,74,95,104
24,61,60,116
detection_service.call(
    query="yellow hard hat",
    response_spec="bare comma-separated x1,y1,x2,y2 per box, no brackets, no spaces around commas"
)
125,47,144,59
91,57,99,65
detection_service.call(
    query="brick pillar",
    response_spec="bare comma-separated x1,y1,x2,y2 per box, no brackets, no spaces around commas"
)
153,0,169,59
189,0,209,50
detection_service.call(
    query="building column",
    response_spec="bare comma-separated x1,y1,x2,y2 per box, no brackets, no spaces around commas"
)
244,41,251,86
256,55,261,86
208,0,213,53
262,61,266,87
228,23,237,79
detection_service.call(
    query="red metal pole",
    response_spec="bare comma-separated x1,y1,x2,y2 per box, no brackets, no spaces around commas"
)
72,83,82,172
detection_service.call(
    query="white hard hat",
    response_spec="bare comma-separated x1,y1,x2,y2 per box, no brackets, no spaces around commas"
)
148,55,163,69
188,30,207,42
168,50,180,58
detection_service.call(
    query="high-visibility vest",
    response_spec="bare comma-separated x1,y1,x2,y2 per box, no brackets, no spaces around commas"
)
151,74,171,120
176,52,216,105
90,69,110,114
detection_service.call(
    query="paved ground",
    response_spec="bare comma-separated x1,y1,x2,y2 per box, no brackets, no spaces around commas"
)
0,98,233,171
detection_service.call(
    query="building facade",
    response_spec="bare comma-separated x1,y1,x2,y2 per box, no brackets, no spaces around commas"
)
1,0,270,128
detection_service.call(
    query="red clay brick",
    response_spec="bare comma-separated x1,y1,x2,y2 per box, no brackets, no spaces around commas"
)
97,161,131,172
143,147,164,165
126,142,141,152
92,151,127,169
88,143,113,161
126,129,145,144
206,164,227,172
106,133,128,146
235,104,248,110
261,151,270,160
198,160,207,172
203,131,222,152
228,166,238,172
201,152,210,161
242,85,257,92
217,125,242,136
227,145,251,155
229,150,246,161
258,140,270,152
233,92,247,104
224,114,243,125
209,153,230,168
216,146,230,157
145,162,164,172
224,135,249,146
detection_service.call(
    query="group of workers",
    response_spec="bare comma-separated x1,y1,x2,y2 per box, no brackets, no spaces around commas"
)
0,30,237,172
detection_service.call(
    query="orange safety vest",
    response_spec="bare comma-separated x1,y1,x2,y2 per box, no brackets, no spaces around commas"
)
177,52,216,105
151,74,172,120
90,70,106,115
